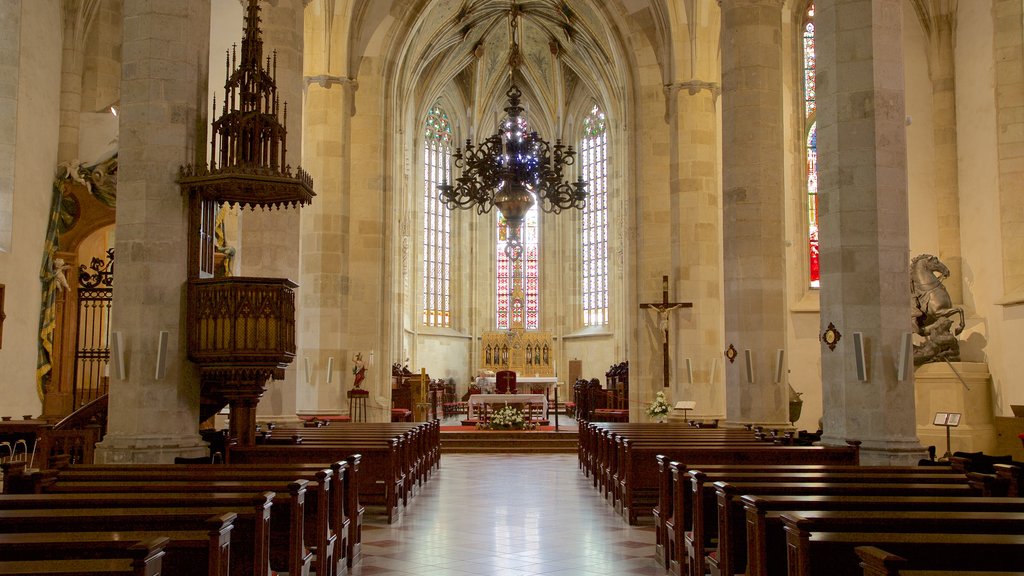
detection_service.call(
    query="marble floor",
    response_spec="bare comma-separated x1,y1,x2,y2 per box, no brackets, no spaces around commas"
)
353,453,660,576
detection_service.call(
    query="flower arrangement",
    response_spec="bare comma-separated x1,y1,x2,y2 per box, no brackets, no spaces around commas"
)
647,391,671,421
481,406,535,430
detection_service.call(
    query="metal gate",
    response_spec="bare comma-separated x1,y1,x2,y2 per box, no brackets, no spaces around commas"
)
73,248,113,408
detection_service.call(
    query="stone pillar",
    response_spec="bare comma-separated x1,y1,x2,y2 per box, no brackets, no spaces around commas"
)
238,0,305,422
0,1,21,251
94,0,211,464
994,0,1024,297
299,76,356,418
816,0,923,464
57,1,99,163
926,4,963,303
720,0,789,427
667,81,724,419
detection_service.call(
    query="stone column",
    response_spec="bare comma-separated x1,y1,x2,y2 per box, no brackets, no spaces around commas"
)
720,0,789,427
0,1,21,251
816,0,923,464
94,0,211,463
57,1,100,163
994,0,1024,297
667,81,724,419
926,4,963,303
238,0,305,421
299,75,356,417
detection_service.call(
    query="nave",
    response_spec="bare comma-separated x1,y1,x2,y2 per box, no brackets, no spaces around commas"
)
354,454,658,576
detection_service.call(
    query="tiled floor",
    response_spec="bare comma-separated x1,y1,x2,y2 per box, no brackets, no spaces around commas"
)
354,453,660,576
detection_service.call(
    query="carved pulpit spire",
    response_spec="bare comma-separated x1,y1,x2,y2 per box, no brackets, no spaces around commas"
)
179,0,313,446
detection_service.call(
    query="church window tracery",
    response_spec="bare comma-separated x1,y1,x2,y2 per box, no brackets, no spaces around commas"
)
422,105,452,326
580,103,608,326
496,115,540,330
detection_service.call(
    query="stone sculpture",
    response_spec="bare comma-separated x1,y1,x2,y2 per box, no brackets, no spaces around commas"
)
910,254,964,365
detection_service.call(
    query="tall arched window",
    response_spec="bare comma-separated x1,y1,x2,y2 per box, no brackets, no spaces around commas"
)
496,115,540,330
580,104,608,326
804,3,819,288
422,105,452,326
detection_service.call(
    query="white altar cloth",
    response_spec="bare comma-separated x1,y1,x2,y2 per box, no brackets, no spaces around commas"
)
468,393,547,419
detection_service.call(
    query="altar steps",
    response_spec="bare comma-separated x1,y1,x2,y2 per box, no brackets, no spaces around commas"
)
440,430,578,453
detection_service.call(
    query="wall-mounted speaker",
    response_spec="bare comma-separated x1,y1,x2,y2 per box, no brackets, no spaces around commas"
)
326,357,335,384
154,331,169,380
685,358,693,385
853,332,867,382
744,349,754,384
897,332,914,381
304,358,311,385
774,349,785,384
110,331,125,381
709,358,719,386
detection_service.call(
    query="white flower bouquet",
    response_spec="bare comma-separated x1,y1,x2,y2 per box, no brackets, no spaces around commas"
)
482,405,534,430
646,390,670,421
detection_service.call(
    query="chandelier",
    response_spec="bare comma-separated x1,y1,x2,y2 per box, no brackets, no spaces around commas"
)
437,8,586,257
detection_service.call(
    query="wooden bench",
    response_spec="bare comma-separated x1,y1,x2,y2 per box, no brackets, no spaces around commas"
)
0,536,167,576
12,476,313,576
0,525,229,576
681,470,972,576
721,493,1024,576
0,491,274,576
0,509,234,573
784,517,1024,576
855,545,1024,576
729,483,989,576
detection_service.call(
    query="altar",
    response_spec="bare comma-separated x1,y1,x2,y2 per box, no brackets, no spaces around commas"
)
468,393,548,419
473,375,559,394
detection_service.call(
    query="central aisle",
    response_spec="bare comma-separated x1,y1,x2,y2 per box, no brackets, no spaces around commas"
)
354,453,660,576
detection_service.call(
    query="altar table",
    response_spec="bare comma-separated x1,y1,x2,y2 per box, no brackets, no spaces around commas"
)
468,393,548,419
474,376,558,394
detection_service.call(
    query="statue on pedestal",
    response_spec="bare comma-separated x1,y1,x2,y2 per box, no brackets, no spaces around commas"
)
910,254,964,365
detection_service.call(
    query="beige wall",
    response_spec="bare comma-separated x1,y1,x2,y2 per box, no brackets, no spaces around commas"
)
0,0,62,418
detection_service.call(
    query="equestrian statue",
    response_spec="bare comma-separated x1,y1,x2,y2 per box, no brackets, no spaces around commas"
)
910,254,964,365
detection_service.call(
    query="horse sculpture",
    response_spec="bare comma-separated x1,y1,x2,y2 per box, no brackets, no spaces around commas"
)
910,254,964,365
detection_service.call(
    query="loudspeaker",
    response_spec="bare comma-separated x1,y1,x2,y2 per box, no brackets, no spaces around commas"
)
326,357,334,384
853,332,867,382
774,349,785,384
154,331,169,380
709,358,719,386
304,358,311,385
110,331,125,380
897,332,914,381
685,358,693,385
744,349,754,384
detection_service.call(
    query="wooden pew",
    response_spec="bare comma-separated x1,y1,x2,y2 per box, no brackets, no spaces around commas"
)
0,491,273,576
622,441,860,524
29,464,339,576
22,478,313,576
0,524,229,576
730,484,991,576
855,545,1024,576
783,513,1024,576
44,457,363,569
0,537,167,576
682,470,972,576
654,462,964,574
0,510,233,573
721,493,1024,576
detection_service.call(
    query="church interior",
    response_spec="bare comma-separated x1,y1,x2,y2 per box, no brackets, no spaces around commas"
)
3,0,1024,573
1,0,1024,487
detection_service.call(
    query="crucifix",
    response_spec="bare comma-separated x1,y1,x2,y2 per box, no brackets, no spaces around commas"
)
640,275,692,388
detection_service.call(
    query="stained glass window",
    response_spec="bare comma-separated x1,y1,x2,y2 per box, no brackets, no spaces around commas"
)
804,3,819,288
496,114,540,330
422,105,452,326
497,208,540,330
580,104,608,326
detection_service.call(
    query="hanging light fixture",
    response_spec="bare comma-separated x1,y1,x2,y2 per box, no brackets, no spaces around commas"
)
437,6,586,257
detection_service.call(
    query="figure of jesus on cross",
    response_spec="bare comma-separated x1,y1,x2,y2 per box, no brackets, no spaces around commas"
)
640,275,692,388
